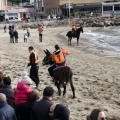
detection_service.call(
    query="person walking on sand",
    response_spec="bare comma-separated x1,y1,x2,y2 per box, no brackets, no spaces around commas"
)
27,26,31,37
23,28,28,43
38,25,43,42
9,29,15,43
14,29,18,43
4,25,6,33
27,46,40,88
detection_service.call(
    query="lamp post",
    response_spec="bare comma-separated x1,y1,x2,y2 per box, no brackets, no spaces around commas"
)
68,0,70,18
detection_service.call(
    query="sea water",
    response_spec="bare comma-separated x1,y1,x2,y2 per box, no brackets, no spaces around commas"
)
82,27,120,58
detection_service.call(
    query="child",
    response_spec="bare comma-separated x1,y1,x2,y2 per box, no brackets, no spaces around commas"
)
14,71,32,106
23,28,28,43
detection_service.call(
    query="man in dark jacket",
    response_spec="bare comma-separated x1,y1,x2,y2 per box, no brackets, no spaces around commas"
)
31,87,54,120
15,89,40,120
9,30,14,43
14,29,18,43
8,24,12,31
0,76,14,108
0,93,17,120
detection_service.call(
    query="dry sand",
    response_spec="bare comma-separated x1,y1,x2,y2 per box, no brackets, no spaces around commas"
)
0,27,120,120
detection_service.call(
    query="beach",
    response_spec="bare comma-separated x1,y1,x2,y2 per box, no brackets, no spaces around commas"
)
0,27,120,120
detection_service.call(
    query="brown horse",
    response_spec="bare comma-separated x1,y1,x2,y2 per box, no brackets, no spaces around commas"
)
43,49,75,98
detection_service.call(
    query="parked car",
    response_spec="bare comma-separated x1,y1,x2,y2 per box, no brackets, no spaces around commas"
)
7,16,21,22
22,2,29,7
24,3,34,7
27,17,35,22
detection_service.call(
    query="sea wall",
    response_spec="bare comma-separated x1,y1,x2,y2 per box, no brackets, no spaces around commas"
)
0,16,120,29
73,16,120,27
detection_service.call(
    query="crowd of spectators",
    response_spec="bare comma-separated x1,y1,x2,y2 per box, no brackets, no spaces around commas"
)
0,71,118,120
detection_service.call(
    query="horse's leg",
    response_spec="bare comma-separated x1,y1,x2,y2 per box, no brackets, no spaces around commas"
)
63,85,66,96
68,37,69,45
70,79,75,98
70,38,72,45
57,82,61,96
77,37,79,46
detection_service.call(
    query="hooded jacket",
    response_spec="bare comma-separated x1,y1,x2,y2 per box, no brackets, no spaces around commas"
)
14,82,32,105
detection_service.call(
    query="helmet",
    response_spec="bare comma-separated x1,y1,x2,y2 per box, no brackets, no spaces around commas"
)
54,44,60,50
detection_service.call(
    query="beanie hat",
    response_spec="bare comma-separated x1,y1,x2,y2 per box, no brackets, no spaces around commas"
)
3,76,11,85
21,71,32,85
54,104,70,120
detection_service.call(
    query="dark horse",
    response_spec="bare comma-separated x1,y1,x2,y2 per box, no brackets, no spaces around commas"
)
66,27,83,46
42,49,75,98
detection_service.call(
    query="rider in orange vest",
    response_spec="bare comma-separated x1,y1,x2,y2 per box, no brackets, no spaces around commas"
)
71,24,76,31
27,46,40,88
71,24,77,35
52,45,69,66
48,45,69,77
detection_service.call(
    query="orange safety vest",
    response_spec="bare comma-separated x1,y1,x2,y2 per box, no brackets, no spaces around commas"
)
28,51,39,63
53,50,65,64
72,25,76,31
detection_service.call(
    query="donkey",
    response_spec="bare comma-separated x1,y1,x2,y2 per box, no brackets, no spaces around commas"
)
42,49,75,98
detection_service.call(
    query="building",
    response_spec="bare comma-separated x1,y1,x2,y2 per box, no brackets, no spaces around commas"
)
41,0,120,17
0,0,7,21
0,0,7,10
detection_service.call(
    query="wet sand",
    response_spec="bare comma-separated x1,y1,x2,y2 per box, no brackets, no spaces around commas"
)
0,27,120,120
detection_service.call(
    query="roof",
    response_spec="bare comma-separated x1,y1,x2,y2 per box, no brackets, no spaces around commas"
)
7,6,30,12
59,0,105,5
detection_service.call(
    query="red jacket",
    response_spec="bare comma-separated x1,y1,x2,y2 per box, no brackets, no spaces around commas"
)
14,82,32,105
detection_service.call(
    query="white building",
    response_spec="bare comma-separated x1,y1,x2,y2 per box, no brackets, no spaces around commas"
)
0,0,7,11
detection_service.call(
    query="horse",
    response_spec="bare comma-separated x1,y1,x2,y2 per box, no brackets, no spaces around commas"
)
66,27,83,46
42,49,75,99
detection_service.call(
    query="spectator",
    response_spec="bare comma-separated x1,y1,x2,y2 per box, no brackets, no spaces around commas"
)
38,25,43,42
23,28,28,43
49,104,70,120
0,72,4,88
31,87,54,120
90,11,93,17
4,25,6,33
27,26,31,37
47,15,51,21
0,76,14,107
15,89,40,120
35,15,37,20
0,93,17,120
8,24,12,31
9,29,15,43
14,71,32,106
12,24,14,30
87,109,106,120
14,29,18,43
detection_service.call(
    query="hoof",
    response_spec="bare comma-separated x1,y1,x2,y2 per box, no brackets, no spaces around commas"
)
73,96,76,99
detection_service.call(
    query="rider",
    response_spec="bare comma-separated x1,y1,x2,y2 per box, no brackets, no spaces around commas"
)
48,45,69,78
71,24,76,35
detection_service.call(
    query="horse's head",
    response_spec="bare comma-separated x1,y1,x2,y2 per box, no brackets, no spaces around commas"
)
78,26,83,33
42,49,54,65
